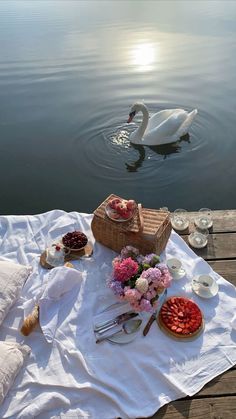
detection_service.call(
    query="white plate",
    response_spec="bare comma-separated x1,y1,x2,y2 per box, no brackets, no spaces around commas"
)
192,276,219,298
105,202,136,223
107,317,142,344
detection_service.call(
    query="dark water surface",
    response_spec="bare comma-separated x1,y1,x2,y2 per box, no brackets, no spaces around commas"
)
0,0,236,215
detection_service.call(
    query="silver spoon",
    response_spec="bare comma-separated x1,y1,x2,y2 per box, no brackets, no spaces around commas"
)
193,279,209,287
96,319,142,344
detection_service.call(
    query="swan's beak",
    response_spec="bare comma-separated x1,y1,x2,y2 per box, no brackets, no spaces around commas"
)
127,111,136,123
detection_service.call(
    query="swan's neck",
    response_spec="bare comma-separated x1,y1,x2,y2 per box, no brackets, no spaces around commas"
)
136,104,149,142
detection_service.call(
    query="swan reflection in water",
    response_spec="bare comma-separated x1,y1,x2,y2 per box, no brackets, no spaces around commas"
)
125,134,190,172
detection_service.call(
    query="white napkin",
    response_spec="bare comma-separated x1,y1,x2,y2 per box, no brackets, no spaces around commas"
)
39,266,83,343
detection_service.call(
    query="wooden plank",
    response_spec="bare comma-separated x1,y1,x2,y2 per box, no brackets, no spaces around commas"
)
147,395,236,418
196,369,236,396
208,260,236,286
182,232,236,260
174,210,236,234
144,368,236,419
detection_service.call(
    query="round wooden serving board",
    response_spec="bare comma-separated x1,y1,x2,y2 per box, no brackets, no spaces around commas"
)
157,296,204,341
157,314,204,341
40,243,93,269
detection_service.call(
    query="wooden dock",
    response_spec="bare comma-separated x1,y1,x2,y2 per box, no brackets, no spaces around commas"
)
150,210,236,419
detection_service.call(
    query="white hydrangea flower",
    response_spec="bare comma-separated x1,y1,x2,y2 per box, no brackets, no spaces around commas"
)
135,277,149,294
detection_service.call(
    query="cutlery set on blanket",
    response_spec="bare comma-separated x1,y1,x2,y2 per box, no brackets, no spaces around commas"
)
94,311,142,344
94,290,168,344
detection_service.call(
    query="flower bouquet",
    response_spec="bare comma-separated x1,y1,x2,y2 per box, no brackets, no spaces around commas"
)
108,246,172,312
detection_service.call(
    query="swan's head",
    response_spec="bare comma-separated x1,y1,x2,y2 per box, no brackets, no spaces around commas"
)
127,102,145,123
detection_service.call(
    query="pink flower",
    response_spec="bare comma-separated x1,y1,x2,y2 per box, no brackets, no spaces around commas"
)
130,301,142,311
110,249,172,313
113,257,139,282
160,272,172,288
124,288,142,303
141,267,162,282
145,291,153,300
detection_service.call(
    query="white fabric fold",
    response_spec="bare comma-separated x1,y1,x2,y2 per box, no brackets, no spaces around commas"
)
39,266,83,343
230,314,236,330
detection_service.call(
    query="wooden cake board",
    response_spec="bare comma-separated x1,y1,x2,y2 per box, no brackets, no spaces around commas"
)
40,243,93,269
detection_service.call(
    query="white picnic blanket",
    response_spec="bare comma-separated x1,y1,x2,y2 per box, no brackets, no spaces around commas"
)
0,209,236,419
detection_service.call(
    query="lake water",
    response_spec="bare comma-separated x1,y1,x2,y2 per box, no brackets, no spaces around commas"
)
0,0,236,215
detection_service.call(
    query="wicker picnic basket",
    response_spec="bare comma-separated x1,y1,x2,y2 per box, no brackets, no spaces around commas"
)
91,194,172,255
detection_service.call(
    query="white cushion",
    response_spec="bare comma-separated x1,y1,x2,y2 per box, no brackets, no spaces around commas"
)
0,260,32,326
0,341,30,405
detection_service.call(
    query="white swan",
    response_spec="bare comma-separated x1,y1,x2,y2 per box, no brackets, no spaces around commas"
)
127,102,197,146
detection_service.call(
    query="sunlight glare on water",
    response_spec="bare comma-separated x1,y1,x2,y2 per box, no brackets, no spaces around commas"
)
0,0,236,214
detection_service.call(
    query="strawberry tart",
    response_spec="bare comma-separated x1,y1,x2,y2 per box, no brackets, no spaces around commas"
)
158,296,203,339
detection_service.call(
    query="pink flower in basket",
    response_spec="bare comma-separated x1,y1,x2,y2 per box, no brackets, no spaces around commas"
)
108,246,172,313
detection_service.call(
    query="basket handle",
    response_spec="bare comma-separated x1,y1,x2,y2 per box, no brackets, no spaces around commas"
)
138,203,144,232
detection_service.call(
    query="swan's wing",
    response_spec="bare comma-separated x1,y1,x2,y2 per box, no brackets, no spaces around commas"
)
148,109,184,131
175,109,198,138
146,110,188,139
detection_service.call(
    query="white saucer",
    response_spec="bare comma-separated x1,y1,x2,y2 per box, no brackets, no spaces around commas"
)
171,268,186,280
191,276,219,298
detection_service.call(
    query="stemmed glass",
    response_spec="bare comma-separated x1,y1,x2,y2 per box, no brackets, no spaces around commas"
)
194,208,213,230
171,209,189,231
188,227,209,249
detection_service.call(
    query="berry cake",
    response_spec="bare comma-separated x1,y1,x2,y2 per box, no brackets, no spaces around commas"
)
158,296,203,339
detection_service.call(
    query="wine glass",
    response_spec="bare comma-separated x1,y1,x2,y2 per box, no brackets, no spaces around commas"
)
188,228,209,249
194,208,212,230
171,209,189,231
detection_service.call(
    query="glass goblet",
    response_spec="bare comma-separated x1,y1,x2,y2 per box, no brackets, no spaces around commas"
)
195,208,212,230
171,209,189,231
188,228,209,249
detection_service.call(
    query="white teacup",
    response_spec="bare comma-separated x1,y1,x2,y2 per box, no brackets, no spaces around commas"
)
193,274,213,291
192,274,219,298
166,258,185,279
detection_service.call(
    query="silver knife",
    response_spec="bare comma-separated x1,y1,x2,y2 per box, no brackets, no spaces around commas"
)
95,312,138,334
143,289,168,336
94,310,136,332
